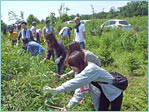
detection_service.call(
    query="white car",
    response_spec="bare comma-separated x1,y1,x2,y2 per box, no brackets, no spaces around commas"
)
64,21,75,24
101,19,131,31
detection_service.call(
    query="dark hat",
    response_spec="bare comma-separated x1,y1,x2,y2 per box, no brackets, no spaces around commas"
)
46,19,50,24
9,29,13,33
21,21,27,25
32,21,37,25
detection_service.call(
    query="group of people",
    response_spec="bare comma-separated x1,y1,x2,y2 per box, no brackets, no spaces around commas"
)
42,18,124,110
7,16,124,111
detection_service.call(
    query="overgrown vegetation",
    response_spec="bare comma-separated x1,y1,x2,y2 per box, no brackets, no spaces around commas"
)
1,15,148,111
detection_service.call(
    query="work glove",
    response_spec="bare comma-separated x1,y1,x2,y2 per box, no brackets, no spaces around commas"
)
16,42,19,46
67,101,74,109
55,57,61,64
84,39,86,44
67,101,79,109
60,74,68,79
43,86,58,97
43,58,47,63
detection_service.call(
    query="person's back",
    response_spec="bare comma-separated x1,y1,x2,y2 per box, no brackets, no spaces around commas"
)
8,31,18,46
43,26,53,35
59,27,69,40
9,32,18,40
83,49,101,67
28,41,45,56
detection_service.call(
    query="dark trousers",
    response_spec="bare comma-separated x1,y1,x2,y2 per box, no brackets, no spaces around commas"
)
36,33,40,43
99,91,123,111
91,82,123,111
12,40,17,45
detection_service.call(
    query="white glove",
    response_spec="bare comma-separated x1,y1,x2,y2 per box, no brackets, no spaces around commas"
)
60,74,68,79
43,86,58,97
84,40,86,44
67,101,79,109
16,43,19,46
67,102,74,109
55,58,60,64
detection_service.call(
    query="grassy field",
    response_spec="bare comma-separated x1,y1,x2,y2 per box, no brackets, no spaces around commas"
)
1,16,148,111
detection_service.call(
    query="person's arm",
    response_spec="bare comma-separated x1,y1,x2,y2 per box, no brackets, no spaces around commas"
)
32,28,37,38
67,88,85,108
45,49,52,61
43,28,46,41
74,32,76,41
83,32,86,40
85,50,101,67
29,30,34,41
17,31,22,45
61,70,75,78
8,34,11,40
58,48,66,65
83,25,86,40
56,68,100,92
52,27,56,37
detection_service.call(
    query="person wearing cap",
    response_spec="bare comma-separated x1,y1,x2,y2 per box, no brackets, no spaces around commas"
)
74,17,86,49
31,21,38,43
8,29,18,46
43,19,55,43
17,21,34,51
59,27,72,43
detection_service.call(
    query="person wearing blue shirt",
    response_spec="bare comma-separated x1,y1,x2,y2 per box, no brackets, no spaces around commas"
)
23,38,45,56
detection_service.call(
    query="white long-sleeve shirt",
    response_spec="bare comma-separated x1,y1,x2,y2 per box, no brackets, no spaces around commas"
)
57,62,122,102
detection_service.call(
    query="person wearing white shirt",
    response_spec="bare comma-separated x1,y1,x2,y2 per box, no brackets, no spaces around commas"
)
31,22,38,42
59,27,72,42
74,17,86,49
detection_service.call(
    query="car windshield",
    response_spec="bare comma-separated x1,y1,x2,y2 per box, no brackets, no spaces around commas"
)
104,21,116,26
119,21,129,25
109,21,116,25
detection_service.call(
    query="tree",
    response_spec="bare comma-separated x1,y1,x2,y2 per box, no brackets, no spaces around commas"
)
91,4,95,19
8,11,19,21
106,7,118,18
46,12,57,25
20,11,24,20
1,20,7,31
118,1,148,17
49,12,57,25
8,11,24,24
58,3,70,17
59,14,70,22
27,14,40,25
41,19,45,24
126,54,140,75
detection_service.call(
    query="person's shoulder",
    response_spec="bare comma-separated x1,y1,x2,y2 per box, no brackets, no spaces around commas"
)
58,40,65,47
13,32,17,34
57,40,62,45
81,24,85,27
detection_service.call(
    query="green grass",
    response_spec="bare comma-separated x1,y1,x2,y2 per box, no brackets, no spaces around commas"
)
1,16,148,111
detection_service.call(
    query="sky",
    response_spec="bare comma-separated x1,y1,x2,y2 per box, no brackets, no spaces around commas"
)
1,1,128,25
